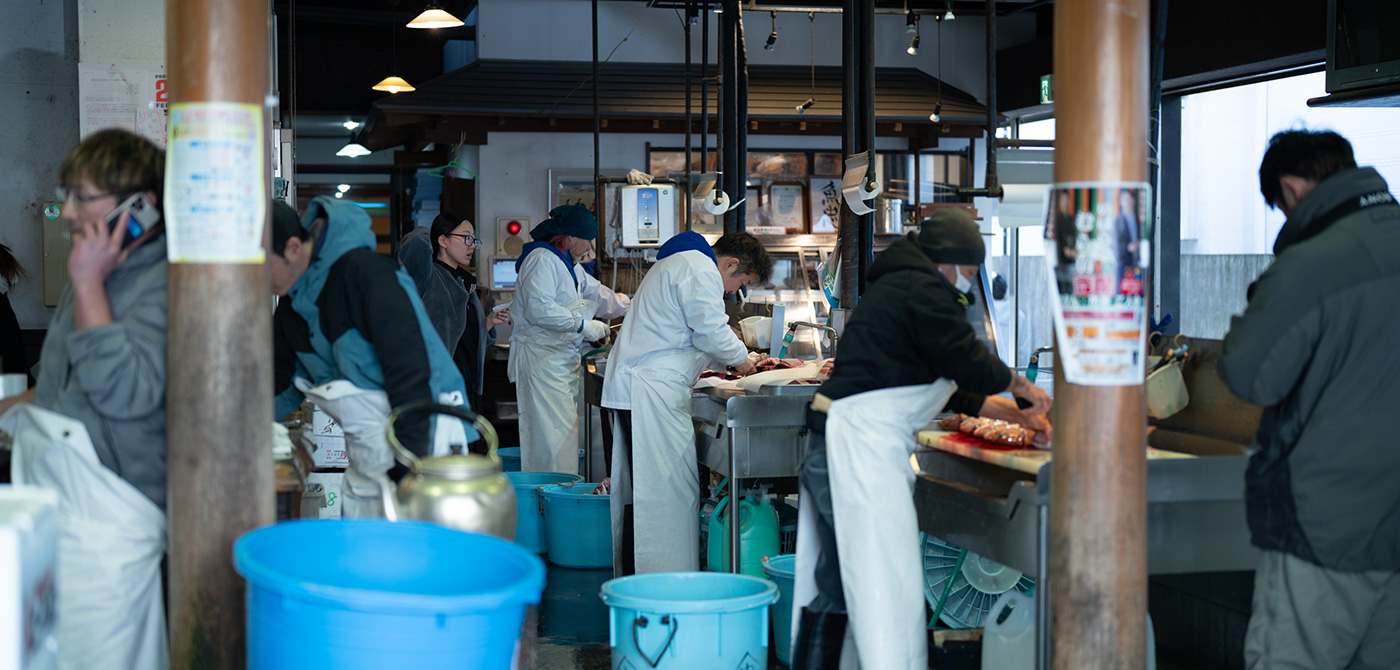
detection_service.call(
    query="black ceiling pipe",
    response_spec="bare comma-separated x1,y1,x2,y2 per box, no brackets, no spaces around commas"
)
737,5,750,232
702,6,710,176
720,0,743,233
858,0,875,296
593,0,601,193
685,0,694,232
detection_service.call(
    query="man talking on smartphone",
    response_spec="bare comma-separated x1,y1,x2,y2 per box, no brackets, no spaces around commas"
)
0,128,172,669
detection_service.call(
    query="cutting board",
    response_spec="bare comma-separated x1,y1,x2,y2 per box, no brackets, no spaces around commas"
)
916,430,1195,476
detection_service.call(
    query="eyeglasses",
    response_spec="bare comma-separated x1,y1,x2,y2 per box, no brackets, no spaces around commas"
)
55,186,115,205
448,233,481,248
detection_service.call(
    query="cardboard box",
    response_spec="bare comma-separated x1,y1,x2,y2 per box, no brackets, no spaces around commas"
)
0,486,58,670
304,472,344,519
308,408,349,469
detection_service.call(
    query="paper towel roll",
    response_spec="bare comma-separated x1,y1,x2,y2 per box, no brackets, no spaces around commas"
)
840,152,881,215
701,191,732,215
999,183,1050,228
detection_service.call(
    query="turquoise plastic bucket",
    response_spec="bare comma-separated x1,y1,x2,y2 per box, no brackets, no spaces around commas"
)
539,483,612,569
601,572,778,669
234,519,545,669
506,471,582,553
498,447,521,472
761,554,797,666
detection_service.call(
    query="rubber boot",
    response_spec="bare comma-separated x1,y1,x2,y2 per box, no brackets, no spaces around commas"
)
790,608,848,670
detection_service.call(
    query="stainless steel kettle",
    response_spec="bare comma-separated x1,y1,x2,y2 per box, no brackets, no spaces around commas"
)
381,401,517,540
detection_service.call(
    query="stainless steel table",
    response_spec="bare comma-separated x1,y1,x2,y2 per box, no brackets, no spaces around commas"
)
692,384,816,574
584,358,817,574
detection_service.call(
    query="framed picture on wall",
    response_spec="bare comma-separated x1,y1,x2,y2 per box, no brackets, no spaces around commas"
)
547,169,628,215
768,181,807,233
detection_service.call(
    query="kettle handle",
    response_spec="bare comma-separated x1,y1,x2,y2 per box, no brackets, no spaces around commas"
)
385,401,500,470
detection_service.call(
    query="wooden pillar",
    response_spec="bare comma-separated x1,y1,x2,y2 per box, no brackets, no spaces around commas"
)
1050,0,1149,668
165,0,274,667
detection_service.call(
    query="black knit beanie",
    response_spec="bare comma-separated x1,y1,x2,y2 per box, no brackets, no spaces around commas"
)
918,209,985,264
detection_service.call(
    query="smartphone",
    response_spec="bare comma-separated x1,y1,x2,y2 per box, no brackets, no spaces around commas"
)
103,192,161,247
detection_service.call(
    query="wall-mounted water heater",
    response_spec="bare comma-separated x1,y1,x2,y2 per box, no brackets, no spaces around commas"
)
620,184,677,248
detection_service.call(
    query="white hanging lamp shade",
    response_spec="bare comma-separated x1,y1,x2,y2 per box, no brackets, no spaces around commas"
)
407,5,464,29
336,141,371,158
372,76,416,94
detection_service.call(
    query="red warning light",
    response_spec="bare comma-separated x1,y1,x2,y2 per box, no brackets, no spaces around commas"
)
507,220,522,235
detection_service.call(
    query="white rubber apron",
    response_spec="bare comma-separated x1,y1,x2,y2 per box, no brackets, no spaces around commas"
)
298,380,394,518
297,380,469,519
609,349,710,575
2,404,168,670
791,380,956,670
510,331,583,475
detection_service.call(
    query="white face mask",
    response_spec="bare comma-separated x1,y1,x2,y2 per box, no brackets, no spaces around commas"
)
953,271,974,294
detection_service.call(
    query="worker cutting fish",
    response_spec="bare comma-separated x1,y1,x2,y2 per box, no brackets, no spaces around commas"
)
790,209,1052,670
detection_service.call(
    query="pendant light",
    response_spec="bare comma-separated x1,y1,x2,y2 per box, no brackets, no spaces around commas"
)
337,134,371,157
407,2,464,29
374,3,415,93
796,11,816,114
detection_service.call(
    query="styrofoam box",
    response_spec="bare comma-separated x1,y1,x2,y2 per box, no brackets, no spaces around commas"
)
0,486,59,670
305,472,344,519
308,408,349,468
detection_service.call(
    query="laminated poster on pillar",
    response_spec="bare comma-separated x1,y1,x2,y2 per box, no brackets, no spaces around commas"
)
1042,182,1152,386
163,102,268,264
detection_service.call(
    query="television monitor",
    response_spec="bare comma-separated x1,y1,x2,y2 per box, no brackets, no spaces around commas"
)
489,256,518,289
1326,0,1400,93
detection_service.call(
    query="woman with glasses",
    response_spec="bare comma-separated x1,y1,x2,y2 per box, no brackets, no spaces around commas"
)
398,212,508,411
0,128,170,668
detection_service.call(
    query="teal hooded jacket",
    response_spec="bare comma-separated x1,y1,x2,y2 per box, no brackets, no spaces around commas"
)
273,196,473,450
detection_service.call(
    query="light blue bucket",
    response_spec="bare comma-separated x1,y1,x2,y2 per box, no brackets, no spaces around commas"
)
506,471,583,553
234,519,545,669
539,483,612,569
761,554,797,666
601,572,778,669
498,447,521,472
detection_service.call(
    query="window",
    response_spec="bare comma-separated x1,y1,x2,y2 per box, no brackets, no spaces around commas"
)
1180,71,1400,254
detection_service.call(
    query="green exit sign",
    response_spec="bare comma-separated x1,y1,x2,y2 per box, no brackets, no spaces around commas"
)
1040,74,1054,104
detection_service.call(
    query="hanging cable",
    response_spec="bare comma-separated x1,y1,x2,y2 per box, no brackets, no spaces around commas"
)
930,15,944,121
795,11,815,113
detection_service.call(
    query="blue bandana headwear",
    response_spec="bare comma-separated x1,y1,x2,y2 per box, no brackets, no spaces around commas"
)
530,204,597,241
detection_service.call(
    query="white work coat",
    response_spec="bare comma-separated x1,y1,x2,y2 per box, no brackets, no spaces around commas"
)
602,249,747,574
508,247,627,474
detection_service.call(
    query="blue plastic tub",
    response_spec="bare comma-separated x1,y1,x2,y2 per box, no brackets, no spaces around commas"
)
498,447,521,472
234,519,545,669
762,554,798,666
601,572,778,669
539,483,612,569
506,471,583,554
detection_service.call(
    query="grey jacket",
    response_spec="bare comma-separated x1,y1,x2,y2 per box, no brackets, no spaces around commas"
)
398,227,496,396
33,236,168,509
1219,167,1400,571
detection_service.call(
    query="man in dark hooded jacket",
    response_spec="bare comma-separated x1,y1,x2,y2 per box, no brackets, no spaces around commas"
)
790,209,1051,670
1220,129,1400,670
